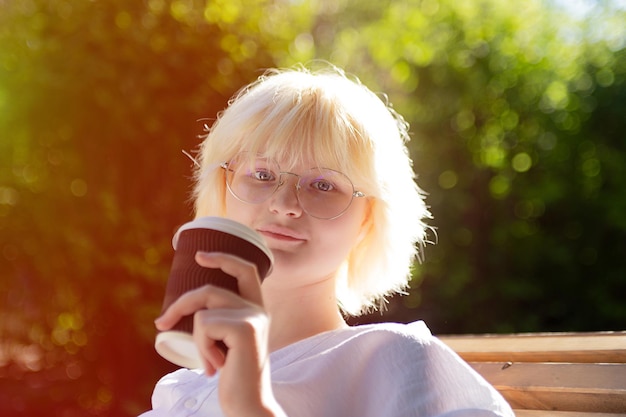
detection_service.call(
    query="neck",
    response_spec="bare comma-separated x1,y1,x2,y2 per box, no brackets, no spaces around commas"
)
261,278,347,352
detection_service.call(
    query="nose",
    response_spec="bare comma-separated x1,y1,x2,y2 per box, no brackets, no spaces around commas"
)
268,173,303,218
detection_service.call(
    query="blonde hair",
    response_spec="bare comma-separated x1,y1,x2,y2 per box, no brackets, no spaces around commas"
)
193,64,430,316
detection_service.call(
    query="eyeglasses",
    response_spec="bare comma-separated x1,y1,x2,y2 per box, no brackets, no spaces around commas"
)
221,153,365,220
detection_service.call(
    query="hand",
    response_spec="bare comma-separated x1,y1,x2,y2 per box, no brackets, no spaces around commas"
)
155,251,284,417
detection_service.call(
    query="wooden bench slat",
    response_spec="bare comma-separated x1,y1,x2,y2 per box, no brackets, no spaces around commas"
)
515,411,626,417
440,332,626,363
440,331,626,416
471,362,626,391
506,391,626,414
468,362,626,413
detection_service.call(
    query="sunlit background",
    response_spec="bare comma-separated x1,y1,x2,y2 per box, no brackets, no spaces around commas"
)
1,0,625,415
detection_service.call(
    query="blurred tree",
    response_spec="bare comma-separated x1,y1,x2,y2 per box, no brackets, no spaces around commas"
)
0,0,306,415
317,0,626,333
1,0,625,416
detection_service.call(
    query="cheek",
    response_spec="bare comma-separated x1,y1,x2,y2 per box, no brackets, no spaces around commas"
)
320,208,368,258
223,193,256,224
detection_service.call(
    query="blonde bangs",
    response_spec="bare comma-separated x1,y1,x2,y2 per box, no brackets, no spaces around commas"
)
233,78,376,195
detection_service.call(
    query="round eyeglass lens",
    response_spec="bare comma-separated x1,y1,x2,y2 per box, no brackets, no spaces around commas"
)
225,155,280,204
296,168,355,219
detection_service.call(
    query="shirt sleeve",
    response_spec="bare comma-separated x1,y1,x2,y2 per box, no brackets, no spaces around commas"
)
140,367,222,417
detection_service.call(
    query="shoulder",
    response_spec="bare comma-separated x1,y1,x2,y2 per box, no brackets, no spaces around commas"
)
270,320,444,382
348,320,454,361
277,320,458,369
349,319,433,339
329,321,515,416
350,320,434,342
342,321,491,385
288,320,471,390
336,320,445,359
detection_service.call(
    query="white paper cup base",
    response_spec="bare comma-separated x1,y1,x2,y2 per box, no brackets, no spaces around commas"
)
155,331,203,369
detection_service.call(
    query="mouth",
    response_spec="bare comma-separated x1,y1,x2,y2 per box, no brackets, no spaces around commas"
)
257,225,307,242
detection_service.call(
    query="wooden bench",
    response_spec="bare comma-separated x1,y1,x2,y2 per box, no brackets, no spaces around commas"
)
439,331,626,417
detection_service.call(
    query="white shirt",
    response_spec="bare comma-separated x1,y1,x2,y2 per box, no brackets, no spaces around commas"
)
140,321,514,417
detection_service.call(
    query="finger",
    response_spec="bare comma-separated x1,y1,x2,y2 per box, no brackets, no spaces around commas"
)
203,355,218,377
193,312,227,375
155,284,244,331
200,339,228,377
194,251,264,305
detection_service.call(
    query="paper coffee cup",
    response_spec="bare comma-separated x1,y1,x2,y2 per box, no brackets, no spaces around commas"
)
155,216,273,369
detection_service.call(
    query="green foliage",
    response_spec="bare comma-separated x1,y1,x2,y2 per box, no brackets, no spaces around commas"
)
1,0,625,415
0,0,304,414
325,0,626,333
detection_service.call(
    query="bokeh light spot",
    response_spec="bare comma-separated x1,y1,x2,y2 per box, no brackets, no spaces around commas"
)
582,157,601,177
489,174,511,199
115,11,132,29
512,152,532,172
595,68,615,87
0,187,19,206
70,179,88,197
438,170,458,189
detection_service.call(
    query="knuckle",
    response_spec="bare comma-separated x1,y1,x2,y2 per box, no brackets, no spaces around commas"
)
235,311,267,334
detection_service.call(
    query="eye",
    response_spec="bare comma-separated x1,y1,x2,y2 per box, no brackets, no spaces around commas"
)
253,169,276,182
311,179,334,192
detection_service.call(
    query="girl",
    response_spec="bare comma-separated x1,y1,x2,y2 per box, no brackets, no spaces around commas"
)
142,65,513,417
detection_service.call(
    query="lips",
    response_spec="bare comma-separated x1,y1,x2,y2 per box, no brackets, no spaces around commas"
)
257,225,307,242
